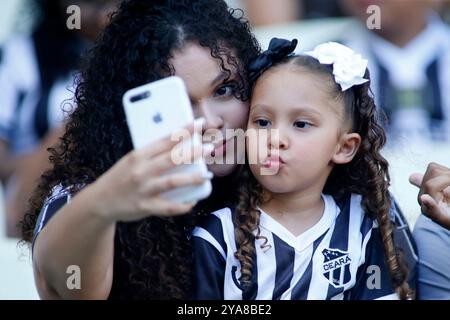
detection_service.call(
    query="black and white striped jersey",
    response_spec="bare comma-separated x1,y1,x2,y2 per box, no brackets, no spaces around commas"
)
32,184,84,250
193,193,417,300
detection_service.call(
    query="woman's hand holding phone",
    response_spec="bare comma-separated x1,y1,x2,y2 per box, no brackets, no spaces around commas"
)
89,118,214,223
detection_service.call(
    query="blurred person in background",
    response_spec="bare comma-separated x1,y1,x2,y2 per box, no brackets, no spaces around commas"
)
342,0,450,145
243,0,346,26
301,0,347,19
243,0,301,26
0,0,119,237
442,0,450,23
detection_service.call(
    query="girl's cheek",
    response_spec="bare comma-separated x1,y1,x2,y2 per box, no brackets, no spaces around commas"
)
246,135,267,165
246,136,257,154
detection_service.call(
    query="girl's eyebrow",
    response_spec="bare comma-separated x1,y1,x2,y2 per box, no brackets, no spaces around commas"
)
288,106,322,118
249,103,275,116
251,103,321,117
250,103,271,111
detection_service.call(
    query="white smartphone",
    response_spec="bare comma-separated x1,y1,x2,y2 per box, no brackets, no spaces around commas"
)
122,76,212,204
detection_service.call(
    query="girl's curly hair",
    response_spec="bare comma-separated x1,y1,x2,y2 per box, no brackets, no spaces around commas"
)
21,0,259,299
234,55,413,299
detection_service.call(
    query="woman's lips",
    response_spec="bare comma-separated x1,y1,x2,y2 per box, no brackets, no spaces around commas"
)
211,139,227,157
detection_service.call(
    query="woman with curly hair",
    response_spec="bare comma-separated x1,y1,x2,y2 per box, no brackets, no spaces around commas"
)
21,0,259,299
193,39,417,300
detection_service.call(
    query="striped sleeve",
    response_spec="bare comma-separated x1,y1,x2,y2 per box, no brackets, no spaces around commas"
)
192,210,229,300
32,185,82,253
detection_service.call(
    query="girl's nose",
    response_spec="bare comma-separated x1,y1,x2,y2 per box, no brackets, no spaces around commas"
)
268,128,288,150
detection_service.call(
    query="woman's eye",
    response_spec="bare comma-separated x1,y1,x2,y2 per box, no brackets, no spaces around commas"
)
294,121,312,129
215,83,235,97
255,119,271,127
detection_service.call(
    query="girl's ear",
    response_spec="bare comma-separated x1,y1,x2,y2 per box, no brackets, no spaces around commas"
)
332,133,361,164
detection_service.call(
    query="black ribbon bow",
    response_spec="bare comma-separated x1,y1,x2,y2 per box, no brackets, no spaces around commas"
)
248,37,298,84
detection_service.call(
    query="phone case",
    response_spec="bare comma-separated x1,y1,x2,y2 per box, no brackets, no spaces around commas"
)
123,76,212,204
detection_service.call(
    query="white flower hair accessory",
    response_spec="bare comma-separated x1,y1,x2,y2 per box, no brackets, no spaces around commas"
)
305,42,369,91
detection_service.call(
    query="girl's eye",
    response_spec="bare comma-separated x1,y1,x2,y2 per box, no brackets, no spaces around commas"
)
294,121,312,129
214,83,236,97
255,119,271,127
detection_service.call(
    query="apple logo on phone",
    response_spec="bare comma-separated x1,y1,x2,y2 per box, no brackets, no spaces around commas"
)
152,112,163,124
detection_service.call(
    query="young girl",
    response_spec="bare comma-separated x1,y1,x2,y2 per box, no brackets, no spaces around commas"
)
193,39,417,300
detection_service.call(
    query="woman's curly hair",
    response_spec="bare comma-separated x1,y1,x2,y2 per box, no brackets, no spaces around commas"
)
21,0,259,299
234,55,414,299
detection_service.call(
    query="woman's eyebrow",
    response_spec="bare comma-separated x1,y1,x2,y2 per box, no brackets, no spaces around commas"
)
210,71,229,86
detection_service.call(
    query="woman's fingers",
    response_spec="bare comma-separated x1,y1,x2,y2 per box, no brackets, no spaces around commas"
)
148,141,214,176
147,170,213,195
131,170,212,218
106,118,211,220
140,197,197,216
134,117,205,159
